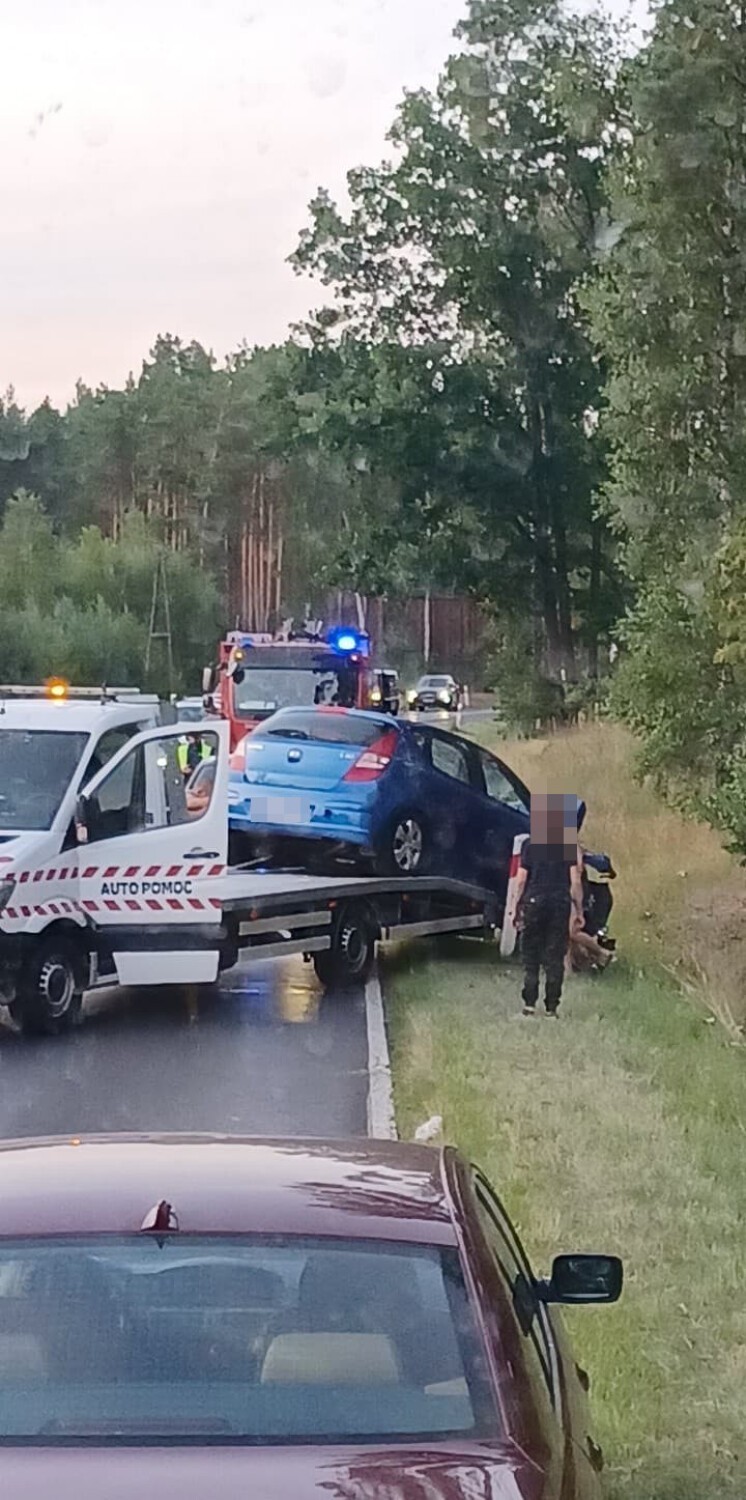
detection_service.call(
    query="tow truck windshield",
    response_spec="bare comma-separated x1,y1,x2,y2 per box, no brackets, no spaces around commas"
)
0,729,88,832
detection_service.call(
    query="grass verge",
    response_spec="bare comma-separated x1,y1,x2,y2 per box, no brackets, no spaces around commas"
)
385,721,745,1498
385,946,745,1498
467,718,746,1034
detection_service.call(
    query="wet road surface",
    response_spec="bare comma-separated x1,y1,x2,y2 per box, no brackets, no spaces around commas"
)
0,959,369,1141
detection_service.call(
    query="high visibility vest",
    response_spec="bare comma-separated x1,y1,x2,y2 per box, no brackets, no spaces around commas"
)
177,738,211,775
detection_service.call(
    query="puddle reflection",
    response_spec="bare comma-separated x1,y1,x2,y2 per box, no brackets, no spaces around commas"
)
211,959,321,1027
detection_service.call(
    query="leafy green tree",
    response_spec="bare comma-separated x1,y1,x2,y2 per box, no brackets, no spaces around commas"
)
0,394,32,518
0,492,58,610
293,0,626,681
590,0,746,582
589,0,746,844
0,494,218,693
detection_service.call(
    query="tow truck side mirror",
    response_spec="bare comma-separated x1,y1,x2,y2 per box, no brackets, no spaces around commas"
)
202,666,214,695
75,795,90,845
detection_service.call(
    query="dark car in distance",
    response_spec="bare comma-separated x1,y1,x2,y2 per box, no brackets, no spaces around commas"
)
0,1134,621,1498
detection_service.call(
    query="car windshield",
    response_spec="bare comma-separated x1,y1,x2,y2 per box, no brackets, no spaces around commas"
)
0,730,88,832
419,677,450,689
233,668,356,717
0,1235,496,1446
261,710,395,747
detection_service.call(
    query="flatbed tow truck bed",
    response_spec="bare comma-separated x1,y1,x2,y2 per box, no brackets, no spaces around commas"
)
206,867,503,985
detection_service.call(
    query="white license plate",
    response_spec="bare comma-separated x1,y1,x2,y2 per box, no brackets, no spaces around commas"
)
250,795,304,825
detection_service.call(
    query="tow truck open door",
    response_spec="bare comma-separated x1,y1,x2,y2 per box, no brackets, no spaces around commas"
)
76,722,229,988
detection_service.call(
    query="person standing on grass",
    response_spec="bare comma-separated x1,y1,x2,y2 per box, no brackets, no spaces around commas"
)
514,792,584,1017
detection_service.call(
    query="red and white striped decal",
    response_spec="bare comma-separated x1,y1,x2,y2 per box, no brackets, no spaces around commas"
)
80,864,225,880
1,895,223,920
2,899,79,922
80,897,223,914
17,866,75,884
9,863,225,885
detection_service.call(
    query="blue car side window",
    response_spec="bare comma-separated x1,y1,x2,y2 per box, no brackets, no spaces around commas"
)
431,737,470,784
480,752,528,813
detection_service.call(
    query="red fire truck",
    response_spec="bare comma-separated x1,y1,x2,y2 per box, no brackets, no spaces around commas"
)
203,625,380,753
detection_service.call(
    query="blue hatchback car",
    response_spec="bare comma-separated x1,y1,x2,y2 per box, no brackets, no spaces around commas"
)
228,707,531,895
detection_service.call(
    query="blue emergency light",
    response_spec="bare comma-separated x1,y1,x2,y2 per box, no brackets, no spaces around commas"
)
327,626,370,657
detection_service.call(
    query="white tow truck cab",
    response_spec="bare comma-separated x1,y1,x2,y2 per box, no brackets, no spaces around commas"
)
0,703,515,1038
0,685,161,1030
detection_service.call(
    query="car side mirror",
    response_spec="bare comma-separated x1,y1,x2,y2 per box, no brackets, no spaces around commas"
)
537,1254,623,1306
202,666,215,695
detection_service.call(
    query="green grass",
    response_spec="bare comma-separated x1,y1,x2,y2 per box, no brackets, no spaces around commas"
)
384,942,746,1499
465,718,746,1034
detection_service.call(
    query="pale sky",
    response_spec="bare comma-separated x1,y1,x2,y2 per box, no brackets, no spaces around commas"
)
1,0,644,411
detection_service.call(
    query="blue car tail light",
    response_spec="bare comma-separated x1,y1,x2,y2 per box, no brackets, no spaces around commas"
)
341,728,398,783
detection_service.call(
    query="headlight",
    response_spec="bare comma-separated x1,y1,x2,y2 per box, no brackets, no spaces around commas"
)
407,689,417,704
370,687,382,703
0,877,16,914
437,689,450,704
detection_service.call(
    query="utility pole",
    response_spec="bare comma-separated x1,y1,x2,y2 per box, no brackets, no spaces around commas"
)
145,551,175,692
423,588,431,665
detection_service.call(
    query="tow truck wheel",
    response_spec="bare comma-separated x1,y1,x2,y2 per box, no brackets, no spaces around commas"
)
12,936,83,1036
313,905,375,989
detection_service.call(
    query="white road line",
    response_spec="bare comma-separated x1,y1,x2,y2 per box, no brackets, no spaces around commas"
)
365,968,397,1140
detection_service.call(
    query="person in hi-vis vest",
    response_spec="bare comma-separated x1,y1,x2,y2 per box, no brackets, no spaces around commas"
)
177,732,210,780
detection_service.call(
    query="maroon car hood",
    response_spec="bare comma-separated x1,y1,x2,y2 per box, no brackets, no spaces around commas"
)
1,1439,542,1499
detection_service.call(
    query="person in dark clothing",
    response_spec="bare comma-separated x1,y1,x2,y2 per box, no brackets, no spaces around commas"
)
514,793,584,1017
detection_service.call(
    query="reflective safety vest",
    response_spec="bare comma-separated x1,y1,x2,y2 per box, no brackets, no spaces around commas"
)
177,737,211,776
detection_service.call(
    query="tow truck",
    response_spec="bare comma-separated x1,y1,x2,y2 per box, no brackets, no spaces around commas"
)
204,624,379,752
0,716,523,1036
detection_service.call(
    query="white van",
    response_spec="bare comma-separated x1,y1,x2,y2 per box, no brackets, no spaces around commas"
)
0,686,160,1028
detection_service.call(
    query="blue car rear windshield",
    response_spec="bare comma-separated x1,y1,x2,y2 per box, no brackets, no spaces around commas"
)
0,1235,497,1446
262,710,396,747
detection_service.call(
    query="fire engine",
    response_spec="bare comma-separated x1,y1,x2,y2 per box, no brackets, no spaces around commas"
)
203,624,376,752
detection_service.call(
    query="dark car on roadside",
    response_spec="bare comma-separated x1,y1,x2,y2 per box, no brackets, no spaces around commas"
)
228,706,530,896
408,673,463,712
0,1134,621,1498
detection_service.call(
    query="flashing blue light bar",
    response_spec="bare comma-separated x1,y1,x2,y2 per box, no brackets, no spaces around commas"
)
327,626,370,657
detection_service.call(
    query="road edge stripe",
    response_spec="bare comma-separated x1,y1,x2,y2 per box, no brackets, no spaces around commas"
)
365,968,397,1140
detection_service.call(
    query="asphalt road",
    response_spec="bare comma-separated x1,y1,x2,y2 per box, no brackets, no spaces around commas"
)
404,707,494,726
0,958,369,1141
0,708,495,1146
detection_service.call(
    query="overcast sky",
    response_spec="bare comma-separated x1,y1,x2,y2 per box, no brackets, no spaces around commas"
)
1,0,644,411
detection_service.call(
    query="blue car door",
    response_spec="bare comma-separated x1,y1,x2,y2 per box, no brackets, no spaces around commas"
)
414,727,486,881
472,747,530,895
